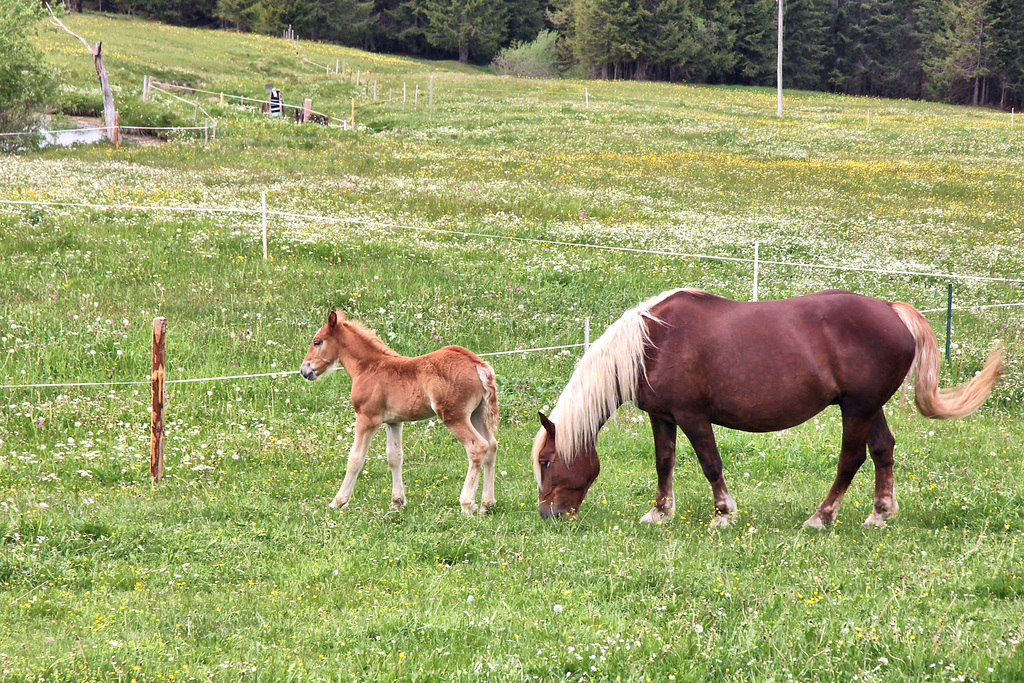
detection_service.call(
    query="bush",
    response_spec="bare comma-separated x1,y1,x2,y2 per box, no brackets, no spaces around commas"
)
0,0,56,152
491,30,560,80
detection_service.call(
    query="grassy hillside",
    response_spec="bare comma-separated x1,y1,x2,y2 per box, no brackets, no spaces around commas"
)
2,12,1023,682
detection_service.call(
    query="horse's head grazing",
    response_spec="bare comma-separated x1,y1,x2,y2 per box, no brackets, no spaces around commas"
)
533,412,600,519
299,310,343,381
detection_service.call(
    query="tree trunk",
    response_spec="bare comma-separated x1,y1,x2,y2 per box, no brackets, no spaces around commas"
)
93,42,117,141
459,43,469,64
973,75,979,106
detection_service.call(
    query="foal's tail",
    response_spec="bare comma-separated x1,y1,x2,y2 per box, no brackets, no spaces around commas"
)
477,362,500,436
891,302,1004,419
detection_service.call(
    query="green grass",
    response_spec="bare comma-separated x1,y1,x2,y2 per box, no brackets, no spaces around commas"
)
1,11,1023,682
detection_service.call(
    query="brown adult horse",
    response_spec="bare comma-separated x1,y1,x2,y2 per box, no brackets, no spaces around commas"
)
533,288,1004,528
301,310,499,514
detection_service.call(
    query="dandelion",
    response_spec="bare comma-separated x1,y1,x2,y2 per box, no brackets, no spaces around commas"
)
552,604,563,613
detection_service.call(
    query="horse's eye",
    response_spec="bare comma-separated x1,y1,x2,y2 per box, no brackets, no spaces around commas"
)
540,460,552,470
313,339,324,348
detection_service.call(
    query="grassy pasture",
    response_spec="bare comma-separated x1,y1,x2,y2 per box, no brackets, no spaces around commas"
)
2,11,1024,682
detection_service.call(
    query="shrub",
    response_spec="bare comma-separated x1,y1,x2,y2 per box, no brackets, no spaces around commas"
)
491,30,560,80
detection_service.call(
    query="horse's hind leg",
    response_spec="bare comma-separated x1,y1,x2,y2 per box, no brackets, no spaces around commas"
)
385,423,407,509
329,413,381,510
803,409,870,529
863,410,898,527
471,405,498,513
442,414,490,515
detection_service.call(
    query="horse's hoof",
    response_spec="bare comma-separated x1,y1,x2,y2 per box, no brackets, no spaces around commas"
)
863,513,888,528
640,508,673,524
802,515,827,530
460,502,478,516
390,498,407,510
709,512,736,529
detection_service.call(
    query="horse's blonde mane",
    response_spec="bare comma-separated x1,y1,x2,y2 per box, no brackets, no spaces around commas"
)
343,319,400,357
534,289,693,469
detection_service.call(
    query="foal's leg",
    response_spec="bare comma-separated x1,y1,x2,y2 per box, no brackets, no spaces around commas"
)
385,423,407,509
679,417,736,528
471,406,498,513
441,413,490,515
328,413,381,509
640,415,677,523
863,410,898,527
803,409,870,529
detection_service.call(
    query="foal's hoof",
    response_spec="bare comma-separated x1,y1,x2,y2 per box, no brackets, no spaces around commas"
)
328,499,350,511
390,497,407,510
460,502,478,516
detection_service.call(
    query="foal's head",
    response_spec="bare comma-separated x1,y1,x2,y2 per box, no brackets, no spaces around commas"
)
533,412,600,519
299,310,343,381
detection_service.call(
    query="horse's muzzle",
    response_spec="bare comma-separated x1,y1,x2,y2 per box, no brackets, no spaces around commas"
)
299,362,317,381
539,501,570,520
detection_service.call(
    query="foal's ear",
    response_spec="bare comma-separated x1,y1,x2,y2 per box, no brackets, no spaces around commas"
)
327,310,338,328
539,412,556,439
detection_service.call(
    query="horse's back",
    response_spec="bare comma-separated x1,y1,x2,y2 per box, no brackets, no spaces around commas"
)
640,289,916,431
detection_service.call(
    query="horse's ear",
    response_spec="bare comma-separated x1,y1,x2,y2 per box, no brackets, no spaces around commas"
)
328,310,343,329
539,412,556,439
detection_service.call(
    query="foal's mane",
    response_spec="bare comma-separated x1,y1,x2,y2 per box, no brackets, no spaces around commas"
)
342,318,401,357
536,288,694,464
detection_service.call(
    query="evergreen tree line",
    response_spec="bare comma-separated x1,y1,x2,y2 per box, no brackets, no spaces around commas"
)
67,0,1024,108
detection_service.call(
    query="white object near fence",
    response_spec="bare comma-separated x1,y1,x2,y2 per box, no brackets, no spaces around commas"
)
261,191,268,259
752,242,760,302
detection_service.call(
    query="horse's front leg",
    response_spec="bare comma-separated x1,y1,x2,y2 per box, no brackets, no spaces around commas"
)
640,415,677,523
385,423,407,509
679,417,736,528
328,413,381,510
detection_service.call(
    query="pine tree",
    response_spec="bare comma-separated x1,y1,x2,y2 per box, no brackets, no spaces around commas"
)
422,0,509,63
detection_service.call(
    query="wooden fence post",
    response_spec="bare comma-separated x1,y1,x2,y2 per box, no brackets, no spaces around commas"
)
151,317,167,481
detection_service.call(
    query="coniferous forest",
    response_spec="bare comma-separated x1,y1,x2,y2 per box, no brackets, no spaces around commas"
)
66,0,1024,108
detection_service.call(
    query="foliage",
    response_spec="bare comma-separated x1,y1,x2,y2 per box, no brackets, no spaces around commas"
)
491,29,560,78
421,0,509,64
70,0,1024,106
0,0,56,151
3,13,1024,682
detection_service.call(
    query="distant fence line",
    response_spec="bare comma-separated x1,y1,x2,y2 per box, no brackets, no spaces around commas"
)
2,197,1023,287
0,197,1020,393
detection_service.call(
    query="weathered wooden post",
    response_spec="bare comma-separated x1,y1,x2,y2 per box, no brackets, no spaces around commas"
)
151,317,167,481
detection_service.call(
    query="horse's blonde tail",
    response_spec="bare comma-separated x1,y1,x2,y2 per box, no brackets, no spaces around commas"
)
891,301,1004,419
478,362,500,437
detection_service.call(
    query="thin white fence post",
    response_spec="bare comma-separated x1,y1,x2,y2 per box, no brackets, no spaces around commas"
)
261,191,268,259
752,241,760,302
584,317,591,354
585,87,589,109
